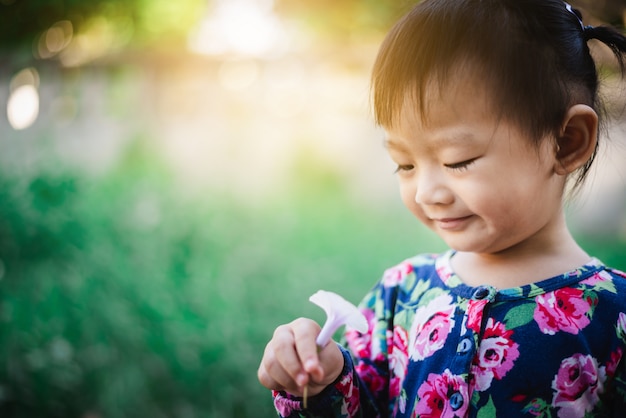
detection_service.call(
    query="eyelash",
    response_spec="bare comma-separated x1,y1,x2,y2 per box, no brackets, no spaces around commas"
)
394,164,414,174
444,158,476,172
394,159,476,174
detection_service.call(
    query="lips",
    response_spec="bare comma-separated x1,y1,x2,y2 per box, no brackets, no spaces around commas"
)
431,215,473,230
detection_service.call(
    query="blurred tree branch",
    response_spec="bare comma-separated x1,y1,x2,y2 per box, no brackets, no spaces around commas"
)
0,0,130,50
0,0,205,53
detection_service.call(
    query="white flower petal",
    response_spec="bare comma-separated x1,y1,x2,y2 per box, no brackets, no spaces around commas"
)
310,290,368,347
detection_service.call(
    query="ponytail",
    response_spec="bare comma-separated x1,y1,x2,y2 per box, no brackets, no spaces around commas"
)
584,25,626,73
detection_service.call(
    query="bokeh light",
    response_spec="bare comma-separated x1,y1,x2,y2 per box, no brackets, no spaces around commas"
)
188,0,289,57
35,20,73,59
7,68,40,130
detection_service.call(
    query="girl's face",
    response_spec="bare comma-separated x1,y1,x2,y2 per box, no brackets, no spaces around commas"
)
384,74,567,255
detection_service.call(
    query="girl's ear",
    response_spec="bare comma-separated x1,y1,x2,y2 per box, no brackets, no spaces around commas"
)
554,104,598,175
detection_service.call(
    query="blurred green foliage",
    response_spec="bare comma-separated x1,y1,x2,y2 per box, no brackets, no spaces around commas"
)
0,0,413,55
0,0,205,53
0,140,440,417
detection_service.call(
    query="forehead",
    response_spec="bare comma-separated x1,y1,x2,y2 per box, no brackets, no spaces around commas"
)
392,71,496,133
373,48,478,122
380,69,542,156
383,66,499,132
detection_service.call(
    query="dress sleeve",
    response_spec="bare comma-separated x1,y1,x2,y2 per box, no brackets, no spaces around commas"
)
272,281,395,418
272,345,383,417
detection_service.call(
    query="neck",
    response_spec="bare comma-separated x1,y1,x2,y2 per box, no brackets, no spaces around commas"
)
451,213,590,289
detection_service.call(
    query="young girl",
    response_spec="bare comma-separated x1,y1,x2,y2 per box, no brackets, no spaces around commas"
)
257,0,626,416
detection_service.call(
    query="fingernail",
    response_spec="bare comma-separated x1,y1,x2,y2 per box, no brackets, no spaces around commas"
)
304,359,316,371
296,373,307,386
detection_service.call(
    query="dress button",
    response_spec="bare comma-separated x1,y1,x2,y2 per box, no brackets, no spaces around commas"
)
449,392,464,411
472,286,493,300
457,337,472,354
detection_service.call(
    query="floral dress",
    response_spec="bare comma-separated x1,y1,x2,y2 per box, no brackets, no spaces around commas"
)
272,251,626,417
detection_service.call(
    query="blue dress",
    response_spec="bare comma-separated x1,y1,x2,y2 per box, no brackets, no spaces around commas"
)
272,251,626,417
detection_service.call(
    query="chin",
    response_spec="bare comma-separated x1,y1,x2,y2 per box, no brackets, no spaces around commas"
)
440,237,472,252
440,237,497,254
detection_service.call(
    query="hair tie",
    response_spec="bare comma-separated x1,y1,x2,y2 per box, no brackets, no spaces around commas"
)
583,25,597,41
564,2,585,31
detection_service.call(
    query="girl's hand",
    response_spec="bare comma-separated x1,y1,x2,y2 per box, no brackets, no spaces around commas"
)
257,317,344,397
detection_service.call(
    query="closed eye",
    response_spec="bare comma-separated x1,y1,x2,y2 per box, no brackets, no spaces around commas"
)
394,164,414,174
444,158,477,172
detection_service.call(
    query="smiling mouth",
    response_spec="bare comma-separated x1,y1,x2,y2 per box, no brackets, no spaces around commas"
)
432,216,472,230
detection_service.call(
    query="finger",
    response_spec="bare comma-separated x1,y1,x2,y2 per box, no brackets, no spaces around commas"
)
257,360,284,392
291,318,323,380
313,340,341,383
272,323,311,388
268,354,306,393
259,335,304,394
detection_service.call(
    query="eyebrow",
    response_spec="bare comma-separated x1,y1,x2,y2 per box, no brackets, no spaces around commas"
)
384,131,478,151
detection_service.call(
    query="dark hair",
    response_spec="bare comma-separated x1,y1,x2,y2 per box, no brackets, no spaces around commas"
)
371,0,626,189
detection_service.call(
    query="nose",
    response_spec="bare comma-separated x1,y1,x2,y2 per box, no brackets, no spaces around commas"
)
414,166,454,206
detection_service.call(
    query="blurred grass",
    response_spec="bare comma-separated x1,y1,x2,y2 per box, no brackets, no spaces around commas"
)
0,139,624,417
0,139,437,417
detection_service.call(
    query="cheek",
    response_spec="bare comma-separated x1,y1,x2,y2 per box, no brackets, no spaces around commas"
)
457,179,508,213
399,182,416,208
399,184,427,220
469,185,545,234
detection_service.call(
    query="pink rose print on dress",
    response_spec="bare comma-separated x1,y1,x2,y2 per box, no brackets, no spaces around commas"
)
409,294,456,361
389,325,409,401
581,271,605,286
435,255,455,284
346,308,379,360
470,318,520,392
606,348,623,377
415,369,469,418
337,370,361,417
383,261,414,287
551,353,606,418
465,298,488,333
534,287,592,335
356,362,386,398
273,391,302,416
